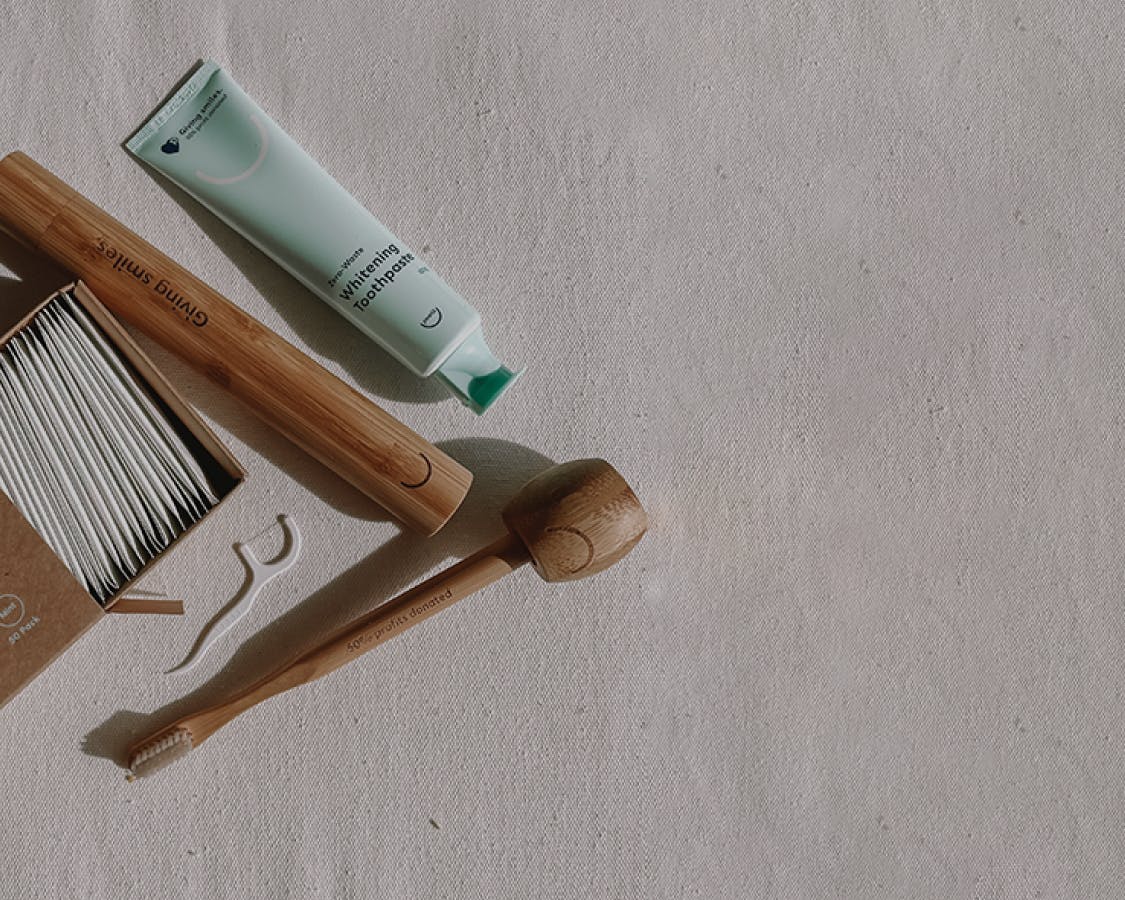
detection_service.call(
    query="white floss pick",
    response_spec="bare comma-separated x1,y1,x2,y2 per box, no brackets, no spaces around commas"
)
166,516,303,675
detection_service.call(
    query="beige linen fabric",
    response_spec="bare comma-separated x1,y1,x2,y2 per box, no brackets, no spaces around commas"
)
2,1,1124,897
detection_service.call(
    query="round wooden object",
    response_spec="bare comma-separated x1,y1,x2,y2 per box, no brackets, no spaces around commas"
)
502,458,648,583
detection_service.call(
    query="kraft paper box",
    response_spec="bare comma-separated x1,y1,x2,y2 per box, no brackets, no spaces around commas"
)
0,281,243,709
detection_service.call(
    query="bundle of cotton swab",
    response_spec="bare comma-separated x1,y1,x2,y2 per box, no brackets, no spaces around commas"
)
0,290,218,604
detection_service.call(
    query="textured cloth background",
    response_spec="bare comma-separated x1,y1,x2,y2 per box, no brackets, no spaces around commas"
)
2,1,1124,897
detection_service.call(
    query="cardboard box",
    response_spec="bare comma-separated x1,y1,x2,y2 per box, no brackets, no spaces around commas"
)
0,281,243,708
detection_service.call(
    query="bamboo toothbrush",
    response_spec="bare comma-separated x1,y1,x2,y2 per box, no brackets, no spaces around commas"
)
127,459,647,779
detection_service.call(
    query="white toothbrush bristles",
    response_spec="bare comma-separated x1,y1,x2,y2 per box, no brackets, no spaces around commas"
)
126,727,193,781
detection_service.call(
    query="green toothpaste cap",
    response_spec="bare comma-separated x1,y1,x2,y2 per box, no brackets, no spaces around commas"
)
436,329,523,414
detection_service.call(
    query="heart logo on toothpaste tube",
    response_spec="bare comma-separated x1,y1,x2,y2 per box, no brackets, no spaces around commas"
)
161,138,180,154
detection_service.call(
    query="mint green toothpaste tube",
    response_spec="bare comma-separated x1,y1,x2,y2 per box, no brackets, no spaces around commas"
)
126,61,521,413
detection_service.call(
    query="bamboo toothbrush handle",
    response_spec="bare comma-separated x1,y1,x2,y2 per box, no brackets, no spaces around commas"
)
192,533,531,742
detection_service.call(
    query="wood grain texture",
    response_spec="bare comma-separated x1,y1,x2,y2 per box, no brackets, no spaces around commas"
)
0,152,472,535
502,458,648,582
